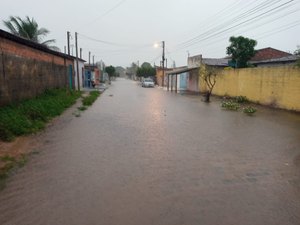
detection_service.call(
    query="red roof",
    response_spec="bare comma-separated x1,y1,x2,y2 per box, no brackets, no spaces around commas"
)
251,47,292,61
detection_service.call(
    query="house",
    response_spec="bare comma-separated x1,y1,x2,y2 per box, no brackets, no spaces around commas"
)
251,47,292,61
249,47,299,67
0,29,74,106
166,66,197,92
165,55,229,93
84,64,101,88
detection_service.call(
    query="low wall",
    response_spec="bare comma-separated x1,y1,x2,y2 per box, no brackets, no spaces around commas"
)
210,66,300,111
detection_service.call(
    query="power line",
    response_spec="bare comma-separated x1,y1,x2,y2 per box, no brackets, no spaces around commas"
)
175,0,296,51
76,0,127,30
179,6,300,53
78,33,128,47
177,0,291,49
78,33,153,49
256,19,300,39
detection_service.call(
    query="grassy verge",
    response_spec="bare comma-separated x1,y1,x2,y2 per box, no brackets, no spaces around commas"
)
0,154,28,190
82,91,100,106
73,91,101,118
0,88,81,142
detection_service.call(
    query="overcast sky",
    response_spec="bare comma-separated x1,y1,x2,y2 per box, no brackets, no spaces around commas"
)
1,0,300,68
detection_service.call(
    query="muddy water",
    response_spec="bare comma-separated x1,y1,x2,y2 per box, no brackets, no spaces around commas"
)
0,78,300,225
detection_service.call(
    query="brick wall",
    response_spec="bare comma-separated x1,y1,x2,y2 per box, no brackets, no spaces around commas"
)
0,35,74,106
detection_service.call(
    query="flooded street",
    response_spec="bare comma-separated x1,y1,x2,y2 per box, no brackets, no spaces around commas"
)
0,78,300,225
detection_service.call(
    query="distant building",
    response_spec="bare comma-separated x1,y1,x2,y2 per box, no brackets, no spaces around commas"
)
249,48,299,67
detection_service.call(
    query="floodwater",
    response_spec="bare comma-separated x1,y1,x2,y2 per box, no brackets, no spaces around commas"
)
0,78,300,225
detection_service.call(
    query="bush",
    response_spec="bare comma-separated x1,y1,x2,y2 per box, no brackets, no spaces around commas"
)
243,106,257,114
235,96,248,103
0,89,81,141
221,101,240,110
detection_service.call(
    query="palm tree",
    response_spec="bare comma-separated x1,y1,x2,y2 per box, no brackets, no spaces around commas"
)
3,16,60,51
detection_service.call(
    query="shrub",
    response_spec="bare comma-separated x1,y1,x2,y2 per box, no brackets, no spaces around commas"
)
221,101,240,110
235,96,248,103
243,106,257,114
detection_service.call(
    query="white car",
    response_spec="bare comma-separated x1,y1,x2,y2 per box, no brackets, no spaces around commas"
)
142,78,155,88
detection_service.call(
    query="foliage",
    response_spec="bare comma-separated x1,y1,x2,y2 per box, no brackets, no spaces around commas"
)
0,89,81,142
221,100,240,110
3,16,59,51
200,64,217,102
226,36,257,68
243,106,257,114
294,45,300,56
136,62,156,78
0,154,28,189
105,65,116,80
126,62,138,78
235,96,248,103
296,59,300,68
140,62,152,68
82,91,100,106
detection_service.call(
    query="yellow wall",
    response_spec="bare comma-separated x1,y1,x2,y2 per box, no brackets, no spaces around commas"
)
199,66,300,111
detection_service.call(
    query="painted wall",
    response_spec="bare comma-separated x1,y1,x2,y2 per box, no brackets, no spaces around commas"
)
0,36,73,106
74,60,85,90
178,73,188,90
204,66,300,111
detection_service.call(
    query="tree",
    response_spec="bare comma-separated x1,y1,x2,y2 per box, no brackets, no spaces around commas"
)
136,62,156,78
126,62,138,79
3,16,59,51
294,45,300,55
105,65,116,81
200,64,217,102
226,36,257,68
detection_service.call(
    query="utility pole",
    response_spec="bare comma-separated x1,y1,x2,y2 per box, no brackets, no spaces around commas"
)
89,51,91,65
67,31,70,55
75,32,80,91
93,55,95,66
80,48,82,59
162,41,165,87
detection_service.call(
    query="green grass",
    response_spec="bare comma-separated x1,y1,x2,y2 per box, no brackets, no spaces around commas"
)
0,89,81,142
243,106,257,115
82,91,100,106
0,154,28,190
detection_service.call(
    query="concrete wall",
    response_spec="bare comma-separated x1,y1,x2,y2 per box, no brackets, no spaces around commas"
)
203,66,300,111
0,36,73,106
188,69,200,92
188,55,202,68
156,67,173,86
